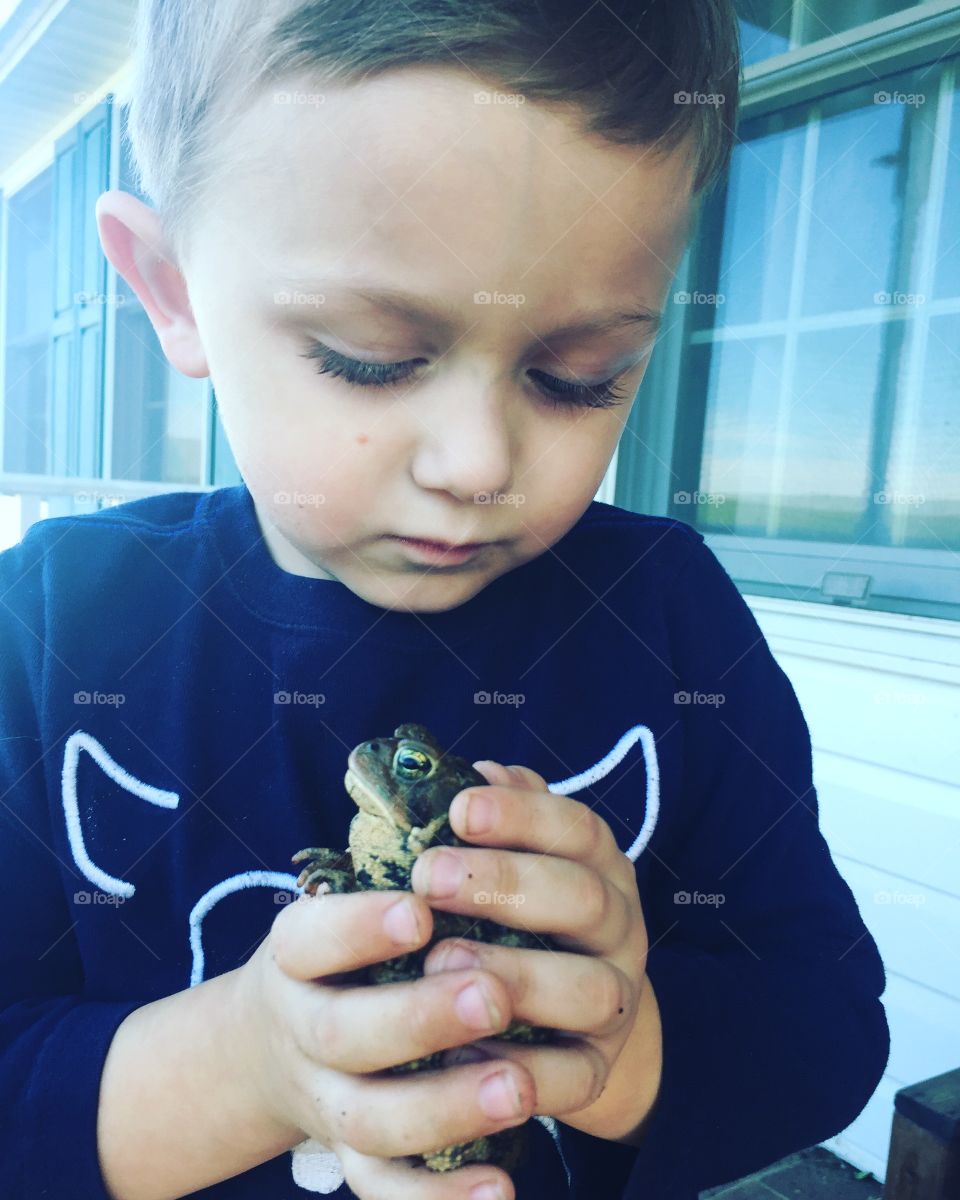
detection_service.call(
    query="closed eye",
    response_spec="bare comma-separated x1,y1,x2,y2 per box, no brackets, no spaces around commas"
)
300,341,636,410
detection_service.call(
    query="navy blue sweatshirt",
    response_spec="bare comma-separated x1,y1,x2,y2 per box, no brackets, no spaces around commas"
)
0,483,889,1199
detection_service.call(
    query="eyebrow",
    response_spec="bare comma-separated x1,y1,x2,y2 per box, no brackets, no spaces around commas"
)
275,280,663,339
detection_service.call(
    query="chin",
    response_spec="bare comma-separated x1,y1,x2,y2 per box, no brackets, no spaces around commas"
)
364,572,489,614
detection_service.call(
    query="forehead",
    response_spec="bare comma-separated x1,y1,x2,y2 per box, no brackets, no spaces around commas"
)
203,65,696,309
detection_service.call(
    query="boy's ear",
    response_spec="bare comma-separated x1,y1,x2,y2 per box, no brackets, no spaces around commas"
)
95,189,209,379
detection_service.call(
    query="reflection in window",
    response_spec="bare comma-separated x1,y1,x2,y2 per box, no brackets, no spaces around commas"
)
111,106,206,483
678,59,960,552
796,0,920,45
737,0,793,68
736,0,921,67
110,270,205,482
3,170,53,473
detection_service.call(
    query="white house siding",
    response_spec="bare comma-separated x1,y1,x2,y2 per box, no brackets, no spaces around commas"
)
748,595,960,1182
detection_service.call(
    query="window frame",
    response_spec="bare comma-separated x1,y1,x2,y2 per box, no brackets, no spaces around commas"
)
618,5,960,622
0,94,242,527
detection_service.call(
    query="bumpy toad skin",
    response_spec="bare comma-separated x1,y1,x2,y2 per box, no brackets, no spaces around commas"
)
292,722,557,1175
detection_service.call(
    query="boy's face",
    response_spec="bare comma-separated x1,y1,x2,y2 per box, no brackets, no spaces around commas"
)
102,66,696,613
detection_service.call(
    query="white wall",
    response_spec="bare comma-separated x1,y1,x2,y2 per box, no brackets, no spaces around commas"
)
748,595,960,1183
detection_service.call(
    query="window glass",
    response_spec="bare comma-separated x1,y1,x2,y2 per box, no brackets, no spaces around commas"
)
933,84,960,301
678,58,960,554
796,0,920,44
694,336,787,535
736,0,922,67
3,169,53,473
110,106,206,483
801,89,912,318
737,1,793,68
885,312,960,549
692,113,806,330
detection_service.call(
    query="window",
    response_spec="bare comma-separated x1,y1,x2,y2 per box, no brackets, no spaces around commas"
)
621,45,960,621
738,0,923,68
109,104,223,484
3,168,53,473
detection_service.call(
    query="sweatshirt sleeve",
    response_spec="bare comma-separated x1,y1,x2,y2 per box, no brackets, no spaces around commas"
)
608,537,891,1197
0,530,143,1200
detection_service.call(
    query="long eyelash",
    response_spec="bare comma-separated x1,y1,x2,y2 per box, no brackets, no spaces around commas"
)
300,341,632,410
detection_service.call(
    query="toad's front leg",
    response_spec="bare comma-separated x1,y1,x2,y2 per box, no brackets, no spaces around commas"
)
291,847,356,895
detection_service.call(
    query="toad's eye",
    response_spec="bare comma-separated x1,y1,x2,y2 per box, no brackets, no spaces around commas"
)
393,746,433,780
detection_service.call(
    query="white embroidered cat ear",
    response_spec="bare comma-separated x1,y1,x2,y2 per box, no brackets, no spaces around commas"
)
62,730,179,898
547,723,661,862
291,1138,345,1193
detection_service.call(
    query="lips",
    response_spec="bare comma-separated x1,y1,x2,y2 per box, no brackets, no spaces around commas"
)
391,535,487,551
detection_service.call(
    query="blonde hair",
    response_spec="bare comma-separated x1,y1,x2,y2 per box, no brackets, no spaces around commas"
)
126,0,741,262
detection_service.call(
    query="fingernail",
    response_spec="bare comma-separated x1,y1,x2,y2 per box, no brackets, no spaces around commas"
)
420,850,465,898
473,759,510,784
438,942,480,971
479,1070,523,1120
382,898,420,945
465,793,494,835
456,981,502,1031
471,1182,506,1200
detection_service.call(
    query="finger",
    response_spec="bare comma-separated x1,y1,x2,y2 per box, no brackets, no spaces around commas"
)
410,843,632,955
440,1035,608,1121
271,888,432,981
301,966,515,1073
335,1137,515,1200
423,938,633,1039
315,1056,535,1163
472,760,547,792
448,784,628,880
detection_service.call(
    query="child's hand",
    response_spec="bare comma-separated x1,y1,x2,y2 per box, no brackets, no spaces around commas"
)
412,759,652,1138
232,884,535,1199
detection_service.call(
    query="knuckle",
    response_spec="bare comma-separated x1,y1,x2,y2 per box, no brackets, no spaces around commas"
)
268,908,295,971
407,984,442,1054
334,1081,380,1153
592,963,628,1028
307,991,336,1062
578,1045,608,1109
492,852,517,899
577,869,610,933
581,807,609,858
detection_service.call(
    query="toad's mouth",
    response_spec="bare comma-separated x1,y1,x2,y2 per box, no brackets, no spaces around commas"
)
344,765,413,830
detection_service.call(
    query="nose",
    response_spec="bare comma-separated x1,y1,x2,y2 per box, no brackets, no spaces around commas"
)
408,372,516,503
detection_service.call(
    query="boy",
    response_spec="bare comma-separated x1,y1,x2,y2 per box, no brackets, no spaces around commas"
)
0,2,889,1199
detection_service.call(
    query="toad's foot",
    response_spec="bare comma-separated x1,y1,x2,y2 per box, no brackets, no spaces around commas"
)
291,847,356,895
